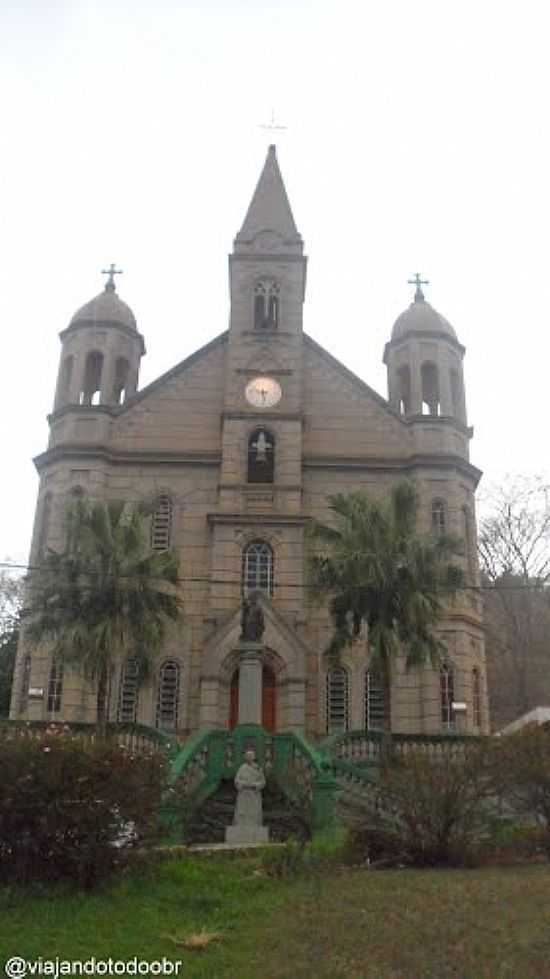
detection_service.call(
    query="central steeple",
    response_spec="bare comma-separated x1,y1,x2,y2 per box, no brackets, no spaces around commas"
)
234,145,303,254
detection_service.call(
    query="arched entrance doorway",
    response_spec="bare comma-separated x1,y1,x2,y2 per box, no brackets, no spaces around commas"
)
229,665,277,731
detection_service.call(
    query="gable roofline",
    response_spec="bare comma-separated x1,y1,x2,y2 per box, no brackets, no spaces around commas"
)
302,333,404,422
114,331,228,414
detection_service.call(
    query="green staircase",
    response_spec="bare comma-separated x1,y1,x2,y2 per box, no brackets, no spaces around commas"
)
2,720,479,842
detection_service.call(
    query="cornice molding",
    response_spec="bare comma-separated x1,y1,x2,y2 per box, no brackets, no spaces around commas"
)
34,444,221,472
207,512,309,527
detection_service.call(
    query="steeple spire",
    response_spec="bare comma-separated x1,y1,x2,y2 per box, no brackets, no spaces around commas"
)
235,145,302,249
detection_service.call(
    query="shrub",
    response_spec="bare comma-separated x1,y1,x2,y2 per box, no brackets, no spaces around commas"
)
341,743,499,867
495,726,550,858
0,728,166,888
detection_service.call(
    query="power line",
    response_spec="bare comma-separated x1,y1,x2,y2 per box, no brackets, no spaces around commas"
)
1,559,548,594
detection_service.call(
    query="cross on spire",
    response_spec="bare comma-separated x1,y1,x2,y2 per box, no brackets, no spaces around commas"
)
259,109,287,134
408,272,429,302
102,263,123,292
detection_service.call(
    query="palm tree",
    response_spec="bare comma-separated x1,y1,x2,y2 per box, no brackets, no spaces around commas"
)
307,482,464,727
24,498,182,728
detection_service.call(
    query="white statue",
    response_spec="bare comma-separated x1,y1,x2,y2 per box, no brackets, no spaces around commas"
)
233,750,266,827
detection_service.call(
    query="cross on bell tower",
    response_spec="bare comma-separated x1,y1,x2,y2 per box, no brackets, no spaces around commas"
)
408,272,429,303
101,263,123,292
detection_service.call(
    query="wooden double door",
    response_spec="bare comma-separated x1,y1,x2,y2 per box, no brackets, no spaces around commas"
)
229,665,276,732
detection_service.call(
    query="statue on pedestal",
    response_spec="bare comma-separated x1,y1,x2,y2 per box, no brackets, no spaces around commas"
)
233,750,266,827
240,594,265,642
225,749,269,844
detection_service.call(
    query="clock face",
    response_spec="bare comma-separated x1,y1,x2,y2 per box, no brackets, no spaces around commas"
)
245,376,282,408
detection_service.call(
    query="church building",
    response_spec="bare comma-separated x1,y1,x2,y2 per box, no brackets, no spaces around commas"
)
11,146,489,736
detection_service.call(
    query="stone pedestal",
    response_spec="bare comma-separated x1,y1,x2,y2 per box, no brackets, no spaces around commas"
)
225,824,269,845
237,642,264,725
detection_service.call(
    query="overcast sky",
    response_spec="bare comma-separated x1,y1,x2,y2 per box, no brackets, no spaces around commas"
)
1,0,549,564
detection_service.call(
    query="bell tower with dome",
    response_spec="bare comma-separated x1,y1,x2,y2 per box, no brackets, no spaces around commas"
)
384,274,469,458
53,265,145,414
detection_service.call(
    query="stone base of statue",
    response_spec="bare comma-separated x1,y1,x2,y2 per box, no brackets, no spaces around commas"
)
225,824,269,845
237,641,264,726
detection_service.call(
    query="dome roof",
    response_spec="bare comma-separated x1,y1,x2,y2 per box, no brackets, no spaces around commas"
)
70,282,136,330
391,296,457,342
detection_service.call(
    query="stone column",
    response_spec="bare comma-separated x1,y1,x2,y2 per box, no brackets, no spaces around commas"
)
237,642,264,725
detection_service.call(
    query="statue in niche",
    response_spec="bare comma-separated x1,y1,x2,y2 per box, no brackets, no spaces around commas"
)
240,594,265,642
233,750,266,828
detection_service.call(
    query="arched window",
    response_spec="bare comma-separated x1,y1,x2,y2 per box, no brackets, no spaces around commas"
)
440,664,455,730
156,660,181,731
431,499,447,537
364,669,387,730
47,658,64,713
37,492,53,558
472,667,481,728
242,540,273,597
79,351,104,406
254,280,279,329
254,282,266,329
117,657,139,723
397,365,411,414
268,290,279,328
59,355,74,403
421,361,440,416
247,428,275,484
151,496,173,551
326,667,349,733
113,357,130,404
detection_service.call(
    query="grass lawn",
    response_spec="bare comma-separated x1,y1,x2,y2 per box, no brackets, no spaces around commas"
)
1,856,550,978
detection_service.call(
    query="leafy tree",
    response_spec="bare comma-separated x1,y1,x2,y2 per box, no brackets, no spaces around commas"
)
24,499,182,726
307,482,464,721
479,477,550,727
0,569,23,716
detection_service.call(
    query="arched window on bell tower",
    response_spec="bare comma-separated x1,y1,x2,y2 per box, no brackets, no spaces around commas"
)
59,355,74,404
79,351,104,406
254,280,279,329
397,365,411,414
247,429,275,483
421,361,440,416
113,357,130,404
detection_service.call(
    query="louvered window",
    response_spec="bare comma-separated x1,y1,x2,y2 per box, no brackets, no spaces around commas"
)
156,660,180,731
326,667,349,734
151,496,172,551
117,657,139,723
365,669,387,730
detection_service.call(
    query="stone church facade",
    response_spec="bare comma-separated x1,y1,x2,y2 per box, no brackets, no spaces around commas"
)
10,146,489,736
